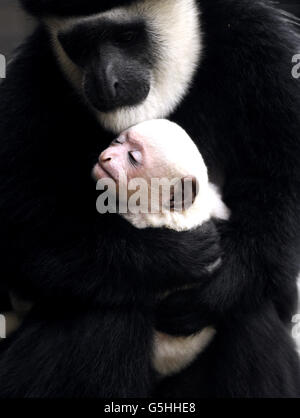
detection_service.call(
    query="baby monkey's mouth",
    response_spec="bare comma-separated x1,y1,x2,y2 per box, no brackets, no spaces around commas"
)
92,162,116,182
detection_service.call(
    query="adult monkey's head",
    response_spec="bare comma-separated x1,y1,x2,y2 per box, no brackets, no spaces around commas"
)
20,0,202,133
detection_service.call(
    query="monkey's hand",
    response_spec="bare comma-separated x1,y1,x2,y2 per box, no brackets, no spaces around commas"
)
142,219,222,293
153,284,218,376
155,287,218,337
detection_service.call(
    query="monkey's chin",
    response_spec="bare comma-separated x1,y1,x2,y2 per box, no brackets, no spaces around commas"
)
92,163,115,182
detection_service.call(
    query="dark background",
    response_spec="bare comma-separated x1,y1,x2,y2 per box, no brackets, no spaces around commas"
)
0,0,300,58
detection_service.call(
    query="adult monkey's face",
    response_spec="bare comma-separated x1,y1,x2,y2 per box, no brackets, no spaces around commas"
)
21,0,202,134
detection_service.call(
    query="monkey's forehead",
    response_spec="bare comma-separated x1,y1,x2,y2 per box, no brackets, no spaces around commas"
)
20,0,140,17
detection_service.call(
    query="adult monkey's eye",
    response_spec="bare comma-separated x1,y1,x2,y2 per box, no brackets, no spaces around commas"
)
117,30,137,44
128,151,142,166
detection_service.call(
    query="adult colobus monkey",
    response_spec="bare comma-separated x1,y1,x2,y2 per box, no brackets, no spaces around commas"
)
0,0,300,398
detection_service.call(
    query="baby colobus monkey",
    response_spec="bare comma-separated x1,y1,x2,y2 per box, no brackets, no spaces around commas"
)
93,119,229,229
93,119,230,376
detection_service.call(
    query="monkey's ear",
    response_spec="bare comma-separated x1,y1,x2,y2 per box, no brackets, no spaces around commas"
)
169,176,199,212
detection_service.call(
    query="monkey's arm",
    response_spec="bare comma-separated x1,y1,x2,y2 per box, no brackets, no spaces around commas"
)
16,217,220,306
156,177,300,335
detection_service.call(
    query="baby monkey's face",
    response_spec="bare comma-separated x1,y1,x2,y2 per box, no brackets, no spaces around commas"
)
93,126,176,208
93,129,158,187
93,120,202,213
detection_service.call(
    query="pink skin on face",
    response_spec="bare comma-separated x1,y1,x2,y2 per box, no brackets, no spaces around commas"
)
93,130,145,184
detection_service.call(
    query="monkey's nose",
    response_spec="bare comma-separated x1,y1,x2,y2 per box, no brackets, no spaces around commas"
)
99,151,112,164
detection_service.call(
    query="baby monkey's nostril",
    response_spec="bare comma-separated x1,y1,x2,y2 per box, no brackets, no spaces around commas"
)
100,153,112,163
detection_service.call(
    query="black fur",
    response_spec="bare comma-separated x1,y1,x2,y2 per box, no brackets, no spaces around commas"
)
0,0,300,398
20,0,138,17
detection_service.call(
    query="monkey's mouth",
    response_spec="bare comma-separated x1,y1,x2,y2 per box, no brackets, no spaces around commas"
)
92,163,116,182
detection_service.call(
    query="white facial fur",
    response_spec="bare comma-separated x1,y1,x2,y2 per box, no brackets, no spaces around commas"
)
46,0,202,134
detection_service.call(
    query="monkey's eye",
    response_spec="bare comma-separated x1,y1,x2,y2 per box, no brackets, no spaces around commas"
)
115,30,138,45
128,151,142,166
113,135,126,145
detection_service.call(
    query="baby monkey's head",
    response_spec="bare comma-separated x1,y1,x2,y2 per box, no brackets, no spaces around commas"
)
93,119,221,230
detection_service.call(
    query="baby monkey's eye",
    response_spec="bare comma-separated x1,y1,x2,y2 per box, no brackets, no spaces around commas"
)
128,150,142,166
113,134,126,145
